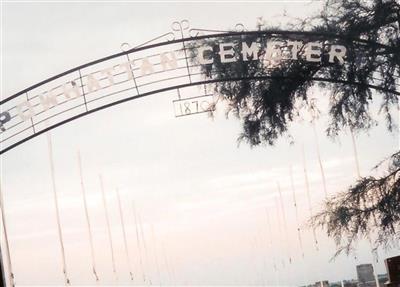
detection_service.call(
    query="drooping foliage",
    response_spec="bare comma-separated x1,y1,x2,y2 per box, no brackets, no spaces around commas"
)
188,0,399,146
311,151,400,255
188,0,400,254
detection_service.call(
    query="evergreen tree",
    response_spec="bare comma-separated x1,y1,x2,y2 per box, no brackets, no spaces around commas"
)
189,0,399,255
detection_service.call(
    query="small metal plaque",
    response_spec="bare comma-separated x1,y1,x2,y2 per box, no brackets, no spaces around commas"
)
173,94,215,117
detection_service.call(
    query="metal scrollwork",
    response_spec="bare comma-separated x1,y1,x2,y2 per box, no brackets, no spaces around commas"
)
171,20,190,39
189,29,203,38
235,23,246,32
132,32,176,49
120,42,132,52
166,32,176,41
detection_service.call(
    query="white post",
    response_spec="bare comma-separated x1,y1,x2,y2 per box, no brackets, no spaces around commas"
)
46,132,70,285
99,175,118,282
77,151,99,282
0,181,15,287
350,129,380,287
115,188,134,281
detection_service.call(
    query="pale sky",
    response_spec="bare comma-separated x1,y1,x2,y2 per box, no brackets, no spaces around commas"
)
1,1,399,286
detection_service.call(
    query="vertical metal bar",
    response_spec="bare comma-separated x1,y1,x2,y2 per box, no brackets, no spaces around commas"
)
132,201,146,283
78,70,89,112
25,93,35,134
99,175,117,281
161,244,173,285
125,54,141,96
302,146,319,252
0,250,6,287
350,130,380,287
181,41,192,84
77,151,99,282
255,227,269,285
252,236,265,286
0,181,15,287
289,165,309,287
169,255,177,285
46,131,70,285
115,188,134,281
277,182,292,265
289,166,305,259
350,128,361,178
177,26,192,84
265,207,278,286
151,225,162,286
137,212,152,285
273,197,285,269
312,122,328,198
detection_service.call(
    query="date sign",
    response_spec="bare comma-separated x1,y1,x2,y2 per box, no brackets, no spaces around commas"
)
173,94,215,117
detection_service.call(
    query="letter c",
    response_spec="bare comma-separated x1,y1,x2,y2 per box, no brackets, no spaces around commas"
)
197,46,214,65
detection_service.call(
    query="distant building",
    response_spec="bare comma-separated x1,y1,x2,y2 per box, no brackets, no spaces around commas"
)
356,264,376,287
343,280,358,287
313,281,330,287
301,280,330,287
325,274,387,287
377,274,388,287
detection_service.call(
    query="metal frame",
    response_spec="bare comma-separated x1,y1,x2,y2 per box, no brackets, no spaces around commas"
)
1,24,398,155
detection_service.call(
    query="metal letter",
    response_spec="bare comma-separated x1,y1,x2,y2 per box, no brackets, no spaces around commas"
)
140,58,154,76
305,42,322,62
219,42,236,63
0,112,11,131
87,74,101,93
286,40,303,60
329,45,347,64
160,52,178,71
241,42,259,61
16,101,35,121
118,62,134,81
102,67,115,86
197,46,213,65
62,81,81,99
264,41,283,67
39,90,58,111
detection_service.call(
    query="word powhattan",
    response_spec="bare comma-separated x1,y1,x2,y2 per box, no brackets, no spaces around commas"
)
0,39,346,130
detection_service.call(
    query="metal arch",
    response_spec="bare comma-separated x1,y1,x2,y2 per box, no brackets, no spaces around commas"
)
1,29,397,105
1,29,399,155
1,75,399,155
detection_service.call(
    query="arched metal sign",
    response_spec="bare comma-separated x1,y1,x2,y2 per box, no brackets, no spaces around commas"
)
1,21,397,155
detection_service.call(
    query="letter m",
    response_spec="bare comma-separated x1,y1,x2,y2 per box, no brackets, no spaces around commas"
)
241,42,259,61
39,90,58,111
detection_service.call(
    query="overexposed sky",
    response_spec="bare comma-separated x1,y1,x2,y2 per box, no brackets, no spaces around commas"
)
1,1,399,286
